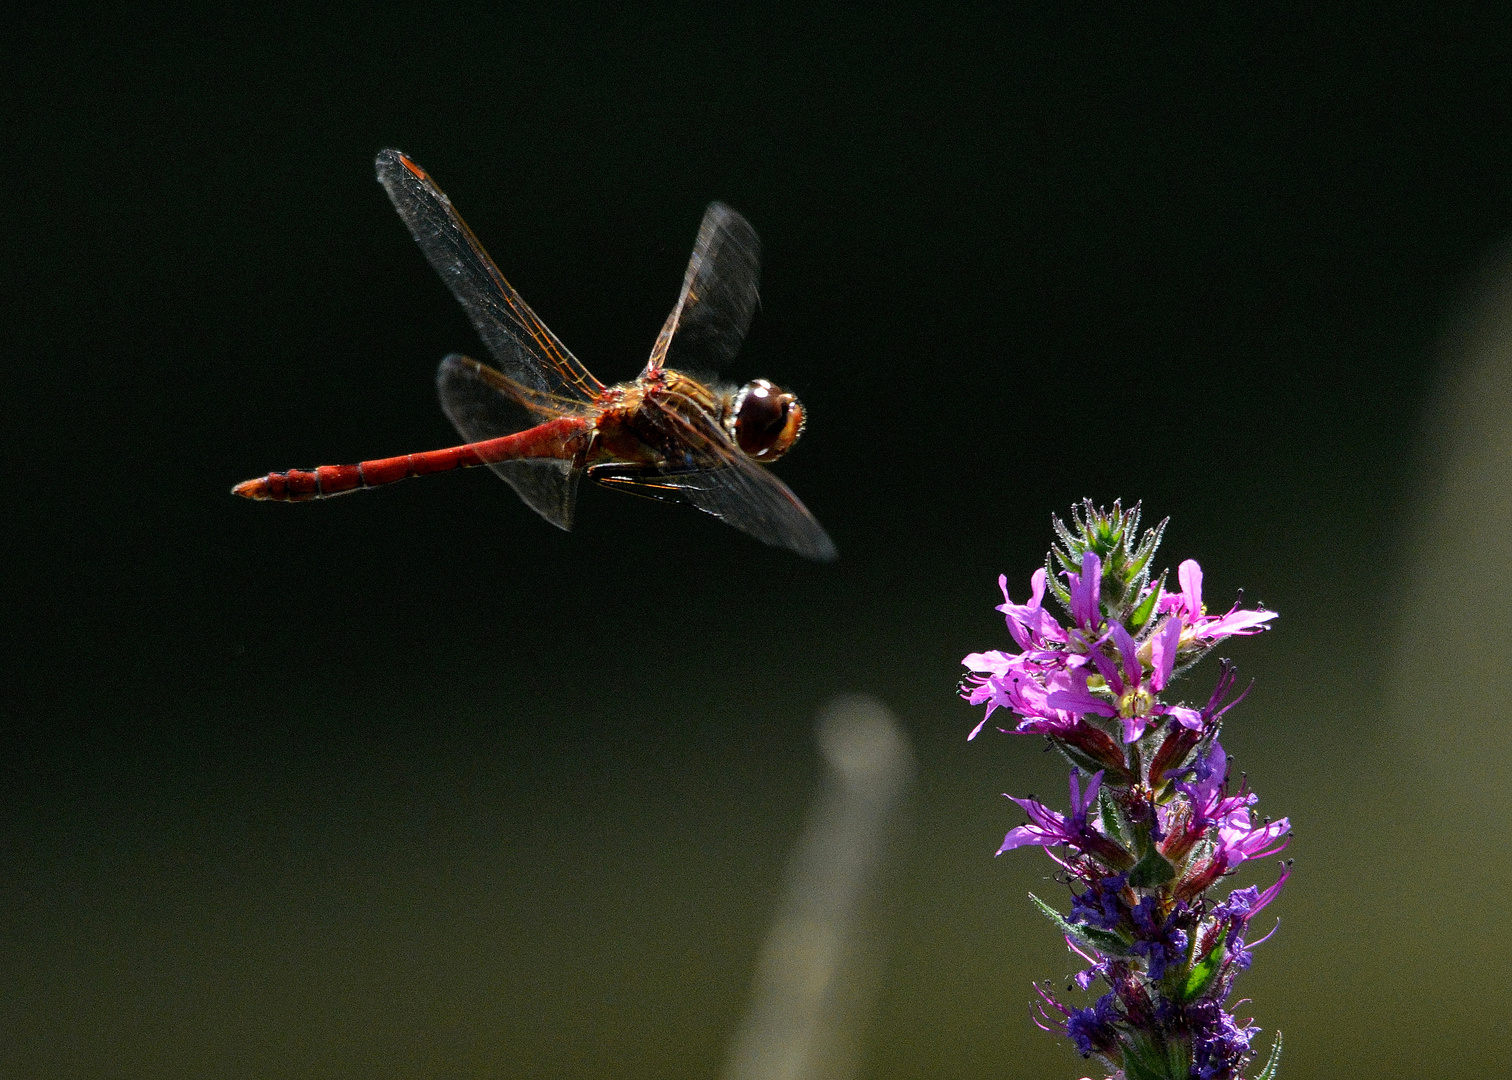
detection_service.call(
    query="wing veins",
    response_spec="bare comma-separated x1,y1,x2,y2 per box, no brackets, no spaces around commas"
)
646,202,761,375
376,150,607,403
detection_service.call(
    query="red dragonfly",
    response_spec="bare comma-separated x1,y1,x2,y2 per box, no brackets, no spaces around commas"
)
234,150,835,561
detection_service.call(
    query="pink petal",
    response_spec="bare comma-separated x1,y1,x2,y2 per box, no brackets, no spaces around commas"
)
1110,622,1141,687
1069,551,1102,629
1086,644,1123,694
1027,567,1048,606
1047,672,1117,718
1179,559,1204,617
1165,704,1203,730
1149,616,1182,690
963,649,1017,674
1200,608,1278,638
997,826,1045,854
1121,714,1150,743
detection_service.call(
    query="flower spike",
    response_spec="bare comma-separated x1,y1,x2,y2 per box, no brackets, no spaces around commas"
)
959,503,1290,1079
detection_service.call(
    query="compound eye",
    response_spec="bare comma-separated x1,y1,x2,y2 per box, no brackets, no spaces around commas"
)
733,379,805,461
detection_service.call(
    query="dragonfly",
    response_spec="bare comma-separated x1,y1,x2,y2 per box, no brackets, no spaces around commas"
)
234,149,836,561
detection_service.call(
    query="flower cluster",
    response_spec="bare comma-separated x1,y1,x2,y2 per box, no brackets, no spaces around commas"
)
961,502,1291,1080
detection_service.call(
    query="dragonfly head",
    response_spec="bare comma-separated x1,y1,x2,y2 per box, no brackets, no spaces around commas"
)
729,379,806,463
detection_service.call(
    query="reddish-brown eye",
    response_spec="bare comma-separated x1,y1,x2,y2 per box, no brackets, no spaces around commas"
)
732,379,805,461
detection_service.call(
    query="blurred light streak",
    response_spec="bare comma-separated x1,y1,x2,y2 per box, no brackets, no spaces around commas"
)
721,696,914,1080
1369,246,1512,1073
1393,248,1512,796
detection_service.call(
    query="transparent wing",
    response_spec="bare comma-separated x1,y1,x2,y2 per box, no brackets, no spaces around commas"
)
645,203,761,375
376,149,606,403
597,397,836,561
673,455,836,561
435,354,589,530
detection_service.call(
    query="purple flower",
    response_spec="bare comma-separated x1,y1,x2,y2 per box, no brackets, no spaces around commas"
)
1210,886,1270,970
1047,616,1193,742
1129,898,1190,981
1147,661,1250,786
1216,813,1291,867
1065,992,1121,1057
960,661,1083,740
1067,551,1104,632
996,567,1068,651
1188,1000,1260,1080
1162,559,1276,647
1033,984,1122,1059
960,570,1077,739
1169,743,1291,890
999,769,1104,855
959,504,1289,1079
1212,863,1291,964
1069,873,1129,931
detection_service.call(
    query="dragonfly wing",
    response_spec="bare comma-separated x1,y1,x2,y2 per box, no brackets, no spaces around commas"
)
671,454,836,561
436,354,586,530
490,459,581,531
646,203,761,374
597,396,835,561
376,149,606,403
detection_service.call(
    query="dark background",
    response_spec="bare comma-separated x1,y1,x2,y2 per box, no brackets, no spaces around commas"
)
7,6,1512,1077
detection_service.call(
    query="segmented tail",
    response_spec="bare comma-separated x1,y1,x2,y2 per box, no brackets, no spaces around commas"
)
232,418,592,501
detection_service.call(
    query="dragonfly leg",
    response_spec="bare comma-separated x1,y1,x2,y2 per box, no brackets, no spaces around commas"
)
586,461,711,505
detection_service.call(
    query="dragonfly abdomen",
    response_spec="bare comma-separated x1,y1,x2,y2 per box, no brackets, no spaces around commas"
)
233,416,592,501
